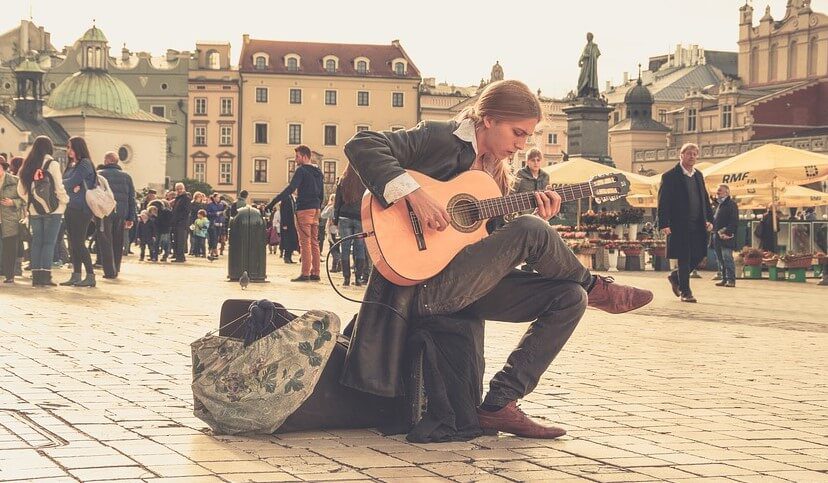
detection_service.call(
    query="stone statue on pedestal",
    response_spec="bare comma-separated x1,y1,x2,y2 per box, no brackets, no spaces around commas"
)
577,32,601,98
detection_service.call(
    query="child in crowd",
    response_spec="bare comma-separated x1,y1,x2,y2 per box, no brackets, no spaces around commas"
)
136,210,158,262
192,209,210,257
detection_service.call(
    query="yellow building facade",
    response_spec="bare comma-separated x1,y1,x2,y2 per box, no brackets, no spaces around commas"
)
187,42,240,196
238,36,421,202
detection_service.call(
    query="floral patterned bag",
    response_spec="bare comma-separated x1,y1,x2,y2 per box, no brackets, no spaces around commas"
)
191,309,339,435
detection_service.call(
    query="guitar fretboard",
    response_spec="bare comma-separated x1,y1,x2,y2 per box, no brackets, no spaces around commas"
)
474,182,593,221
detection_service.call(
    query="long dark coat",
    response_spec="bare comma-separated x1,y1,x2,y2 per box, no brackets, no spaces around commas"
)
279,195,299,253
712,196,738,250
657,163,714,260
341,120,477,397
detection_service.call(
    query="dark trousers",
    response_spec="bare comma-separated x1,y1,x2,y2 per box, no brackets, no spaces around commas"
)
174,224,188,260
65,206,94,275
676,228,708,294
96,213,124,277
1,235,18,280
140,241,158,261
415,215,591,406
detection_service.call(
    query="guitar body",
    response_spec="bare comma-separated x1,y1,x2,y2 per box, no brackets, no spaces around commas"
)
362,170,502,286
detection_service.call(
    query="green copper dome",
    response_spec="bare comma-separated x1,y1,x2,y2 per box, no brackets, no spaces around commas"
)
81,26,108,43
15,59,45,73
46,71,139,115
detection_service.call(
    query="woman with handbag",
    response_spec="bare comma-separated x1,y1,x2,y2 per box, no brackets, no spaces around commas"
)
0,158,24,283
16,136,69,287
61,136,98,287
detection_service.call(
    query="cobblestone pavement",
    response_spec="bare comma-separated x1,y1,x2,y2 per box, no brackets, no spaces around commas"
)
0,254,826,482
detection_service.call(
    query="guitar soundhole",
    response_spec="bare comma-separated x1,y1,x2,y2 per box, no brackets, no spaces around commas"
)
448,195,482,233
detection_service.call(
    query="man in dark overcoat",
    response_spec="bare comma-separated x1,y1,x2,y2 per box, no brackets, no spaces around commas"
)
658,143,713,302
712,184,738,287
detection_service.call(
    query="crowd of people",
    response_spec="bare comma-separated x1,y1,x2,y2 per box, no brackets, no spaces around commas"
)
0,136,353,288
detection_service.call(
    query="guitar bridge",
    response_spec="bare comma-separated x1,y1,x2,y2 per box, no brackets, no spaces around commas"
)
406,200,427,251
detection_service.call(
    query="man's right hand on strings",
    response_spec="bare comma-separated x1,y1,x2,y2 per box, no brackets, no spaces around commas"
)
405,188,451,231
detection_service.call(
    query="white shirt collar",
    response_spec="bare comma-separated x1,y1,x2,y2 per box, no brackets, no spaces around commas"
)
453,118,478,155
680,162,696,177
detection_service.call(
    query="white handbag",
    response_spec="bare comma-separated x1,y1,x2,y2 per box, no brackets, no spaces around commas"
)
85,174,117,218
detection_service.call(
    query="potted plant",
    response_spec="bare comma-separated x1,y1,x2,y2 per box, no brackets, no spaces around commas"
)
741,247,764,266
619,208,645,240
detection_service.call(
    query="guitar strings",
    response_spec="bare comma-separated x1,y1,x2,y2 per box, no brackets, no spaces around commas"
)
443,184,595,218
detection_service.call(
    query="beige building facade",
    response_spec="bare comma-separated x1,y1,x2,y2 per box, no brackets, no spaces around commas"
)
238,37,421,202
419,62,567,167
187,42,240,196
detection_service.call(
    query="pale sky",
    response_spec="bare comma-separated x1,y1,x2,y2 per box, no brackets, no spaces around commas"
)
7,0,827,97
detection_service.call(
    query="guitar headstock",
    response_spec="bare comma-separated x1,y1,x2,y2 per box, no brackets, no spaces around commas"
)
590,173,630,204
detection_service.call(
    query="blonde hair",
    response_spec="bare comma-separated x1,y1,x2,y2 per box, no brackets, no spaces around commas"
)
680,143,699,155
456,80,542,194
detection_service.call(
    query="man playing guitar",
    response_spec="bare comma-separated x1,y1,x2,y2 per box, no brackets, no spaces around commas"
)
341,80,653,439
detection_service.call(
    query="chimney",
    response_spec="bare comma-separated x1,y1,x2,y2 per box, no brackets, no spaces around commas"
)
623,72,629,84
121,44,130,62
391,39,401,47
243,34,250,45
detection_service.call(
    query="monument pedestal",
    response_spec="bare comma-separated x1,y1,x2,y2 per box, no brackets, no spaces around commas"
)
563,97,614,164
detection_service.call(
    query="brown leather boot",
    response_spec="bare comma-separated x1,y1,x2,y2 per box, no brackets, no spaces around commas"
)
588,275,653,314
477,401,566,439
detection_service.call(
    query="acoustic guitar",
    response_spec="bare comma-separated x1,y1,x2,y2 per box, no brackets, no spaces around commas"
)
361,169,630,286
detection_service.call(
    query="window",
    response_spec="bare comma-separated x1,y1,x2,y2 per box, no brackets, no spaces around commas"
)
253,159,268,183
219,161,232,185
323,160,337,187
151,105,166,118
288,159,297,181
750,47,759,84
287,57,299,71
808,37,818,77
658,109,667,123
194,126,207,146
324,125,337,146
194,98,207,115
357,91,369,106
547,133,558,144
254,56,267,70
254,123,268,144
687,108,697,132
356,125,370,133
394,62,405,75
325,59,336,73
769,43,778,81
721,105,733,129
289,88,302,104
613,111,620,124
220,98,233,115
220,125,233,145
356,60,368,74
325,90,337,105
194,162,206,182
118,145,132,163
288,124,302,145
788,41,799,79
255,87,268,103
392,92,404,107
208,51,221,70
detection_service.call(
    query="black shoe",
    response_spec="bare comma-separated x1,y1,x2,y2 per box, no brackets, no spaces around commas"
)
291,275,311,282
714,280,727,287
725,281,735,287
309,275,321,281
680,292,697,303
667,271,681,297
3,277,14,284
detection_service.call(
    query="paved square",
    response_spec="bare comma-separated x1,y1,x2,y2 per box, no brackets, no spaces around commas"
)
1,257,826,482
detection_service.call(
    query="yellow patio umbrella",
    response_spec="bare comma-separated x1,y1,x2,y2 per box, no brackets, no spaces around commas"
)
542,157,657,196
703,144,828,192
735,184,828,210
694,161,715,172
542,157,657,225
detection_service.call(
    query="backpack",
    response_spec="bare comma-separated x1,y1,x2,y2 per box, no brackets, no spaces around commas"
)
29,158,60,215
85,173,117,218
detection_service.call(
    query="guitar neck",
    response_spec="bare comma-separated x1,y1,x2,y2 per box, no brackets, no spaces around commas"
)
475,182,593,220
